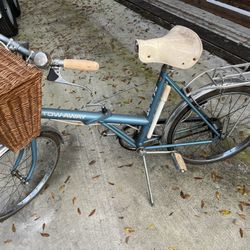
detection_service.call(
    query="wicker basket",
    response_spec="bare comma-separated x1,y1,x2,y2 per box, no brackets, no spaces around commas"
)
0,46,42,152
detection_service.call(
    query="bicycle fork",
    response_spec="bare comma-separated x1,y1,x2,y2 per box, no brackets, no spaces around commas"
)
11,139,38,184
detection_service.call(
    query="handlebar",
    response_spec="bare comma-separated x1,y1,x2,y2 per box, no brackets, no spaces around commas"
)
0,34,99,71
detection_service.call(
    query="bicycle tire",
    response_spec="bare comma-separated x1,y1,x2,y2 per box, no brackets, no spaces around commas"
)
162,86,250,164
0,0,18,37
0,129,61,222
7,0,21,17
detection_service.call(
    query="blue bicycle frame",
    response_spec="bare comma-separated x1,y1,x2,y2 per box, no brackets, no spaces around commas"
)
16,65,220,180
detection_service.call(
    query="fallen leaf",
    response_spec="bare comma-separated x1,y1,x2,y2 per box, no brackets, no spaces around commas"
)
4,239,12,244
59,184,65,193
240,228,243,238
180,191,191,199
88,209,96,217
92,175,101,180
40,233,50,237
108,182,115,186
215,191,221,200
237,185,249,195
219,209,231,215
125,236,130,244
236,213,246,220
194,177,203,180
118,163,133,168
51,192,55,200
42,223,46,231
64,176,71,184
44,183,49,190
147,224,156,230
239,201,250,207
11,223,16,233
201,200,205,209
72,197,77,205
239,203,244,212
77,208,81,215
124,227,135,234
232,219,238,225
211,171,223,182
89,160,96,166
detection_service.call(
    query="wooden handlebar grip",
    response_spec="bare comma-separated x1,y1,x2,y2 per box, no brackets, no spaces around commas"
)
64,59,99,71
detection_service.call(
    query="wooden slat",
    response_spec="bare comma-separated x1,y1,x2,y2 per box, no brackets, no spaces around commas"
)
182,0,250,28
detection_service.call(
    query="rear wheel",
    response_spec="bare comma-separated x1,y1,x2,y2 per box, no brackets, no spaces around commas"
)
163,86,250,164
7,0,21,17
0,0,18,37
0,130,61,222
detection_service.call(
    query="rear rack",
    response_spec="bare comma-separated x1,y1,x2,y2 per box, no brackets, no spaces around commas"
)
185,63,250,94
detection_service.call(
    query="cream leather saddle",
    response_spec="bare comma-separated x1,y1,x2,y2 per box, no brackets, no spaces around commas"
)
136,26,203,69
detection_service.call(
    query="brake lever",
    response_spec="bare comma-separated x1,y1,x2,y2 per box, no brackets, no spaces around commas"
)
47,66,93,95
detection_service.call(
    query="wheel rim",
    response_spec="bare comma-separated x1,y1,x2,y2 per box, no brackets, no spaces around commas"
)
169,91,250,163
0,136,59,220
2,0,15,25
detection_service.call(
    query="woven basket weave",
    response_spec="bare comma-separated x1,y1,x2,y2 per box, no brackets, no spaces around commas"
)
0,46,42,152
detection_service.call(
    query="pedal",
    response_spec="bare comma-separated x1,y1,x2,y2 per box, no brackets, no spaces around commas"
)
171,153,187,172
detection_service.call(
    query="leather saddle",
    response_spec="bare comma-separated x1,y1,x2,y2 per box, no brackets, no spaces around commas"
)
136,26,203,69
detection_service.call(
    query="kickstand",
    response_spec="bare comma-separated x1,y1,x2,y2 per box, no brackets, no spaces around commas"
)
141,153,154,206
140,150,187,206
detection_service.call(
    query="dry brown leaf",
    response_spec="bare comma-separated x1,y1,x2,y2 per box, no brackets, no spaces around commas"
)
240,228,243,238
72,197,77,205
92,175,101,180
77,208,81,215
64,176,71,184
180,191,191,199
239,201,250,207
34,216,40,221
40,233,50,237
237,213,246,220
51,192,55,200
211,171,223,182
237,185,249,195
12,224,16,233
215,191,221,201
59,184,65,193
125,236,130,244
88,209,96,217
89,160,96,166
232,219,238,225
201,200,205,209
239,203,244,212
219,209,231,215
124,227,135,234
118,163,133,168
194,177,203,180
4,239,12,244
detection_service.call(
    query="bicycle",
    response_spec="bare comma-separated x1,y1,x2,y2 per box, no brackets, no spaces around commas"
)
0,25,249,221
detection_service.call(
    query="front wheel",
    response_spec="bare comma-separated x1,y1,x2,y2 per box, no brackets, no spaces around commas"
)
0,0,18,37
162,86,250,164
0,129,61,222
